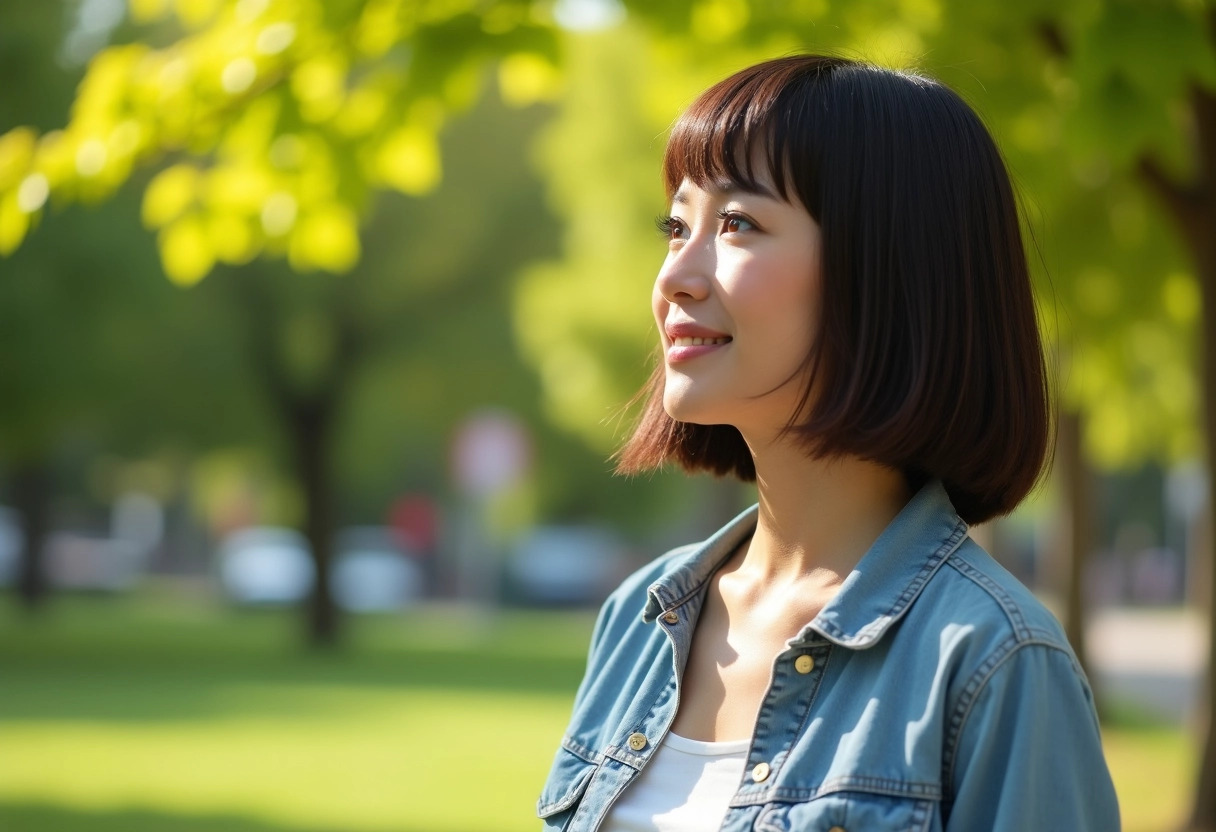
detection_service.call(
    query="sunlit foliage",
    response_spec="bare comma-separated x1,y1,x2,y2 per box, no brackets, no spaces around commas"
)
0,0,558,283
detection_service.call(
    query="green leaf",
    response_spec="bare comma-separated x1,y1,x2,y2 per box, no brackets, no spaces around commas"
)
288,203,360,272
142,164,200,229
159,213,216,285
374,124,442,194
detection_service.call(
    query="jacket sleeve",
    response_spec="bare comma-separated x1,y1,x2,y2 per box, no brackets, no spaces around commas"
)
945,642,1120,831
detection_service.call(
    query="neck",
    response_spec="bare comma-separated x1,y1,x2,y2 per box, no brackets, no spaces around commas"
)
739,434,913,585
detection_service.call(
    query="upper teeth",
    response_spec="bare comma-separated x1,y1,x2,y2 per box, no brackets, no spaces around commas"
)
673,336,730,346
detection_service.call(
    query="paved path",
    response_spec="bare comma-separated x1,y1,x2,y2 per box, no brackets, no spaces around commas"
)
1087,607,1204,724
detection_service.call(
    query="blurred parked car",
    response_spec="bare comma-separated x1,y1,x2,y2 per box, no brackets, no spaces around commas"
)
505,526,629,606
332,526,424,612
46,533,148,591
217,526,314,605
0,511,150,592
217,525,424,610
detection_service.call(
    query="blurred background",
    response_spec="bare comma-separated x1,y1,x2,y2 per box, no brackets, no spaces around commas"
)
0,0,1211,830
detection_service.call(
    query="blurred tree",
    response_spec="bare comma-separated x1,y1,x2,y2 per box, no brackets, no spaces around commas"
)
0,1,104,611
0,0,562,644
1024,7,1216,825
0,2,263,611
197,85,565,644
0,0,678,646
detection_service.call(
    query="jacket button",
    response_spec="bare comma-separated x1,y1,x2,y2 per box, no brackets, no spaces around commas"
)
829,827,846,832
751,762,771,782
627,732,648,751
794,654,814,674
662,611,679,624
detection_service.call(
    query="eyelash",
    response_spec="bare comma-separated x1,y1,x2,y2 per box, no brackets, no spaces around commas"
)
655,212,754,240
655,215,684,240
715,210,752,233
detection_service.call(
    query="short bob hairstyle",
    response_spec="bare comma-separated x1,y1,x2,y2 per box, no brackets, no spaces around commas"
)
616,55,1051,526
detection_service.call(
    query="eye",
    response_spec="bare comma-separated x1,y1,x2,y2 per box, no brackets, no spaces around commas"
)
655,215,688,242
716,210,755,234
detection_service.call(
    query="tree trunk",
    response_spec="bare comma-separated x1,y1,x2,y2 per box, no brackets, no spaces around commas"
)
1138,85,1216,832
1134,81,1216,832
232,270,361,649
1057,408,1093,682
1185,226,1216,832
1180,209,1216,831
11,457,51,612
289,399,340,647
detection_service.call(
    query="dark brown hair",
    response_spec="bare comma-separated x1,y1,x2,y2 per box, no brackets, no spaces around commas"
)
615,55,1051,525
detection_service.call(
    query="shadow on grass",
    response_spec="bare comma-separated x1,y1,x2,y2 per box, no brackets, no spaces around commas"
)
0,802,446,832
0,647,587,722
1100,696,1185,732
0,596,593,722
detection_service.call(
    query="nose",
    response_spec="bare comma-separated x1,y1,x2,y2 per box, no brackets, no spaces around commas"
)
655,241,713,303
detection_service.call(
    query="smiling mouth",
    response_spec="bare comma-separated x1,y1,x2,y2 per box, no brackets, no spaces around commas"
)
671,336,731,346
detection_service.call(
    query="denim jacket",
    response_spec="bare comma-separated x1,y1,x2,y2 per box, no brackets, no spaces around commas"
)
538,481,1120,831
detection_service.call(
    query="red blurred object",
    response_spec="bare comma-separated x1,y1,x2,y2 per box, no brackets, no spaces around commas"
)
388,494,439,554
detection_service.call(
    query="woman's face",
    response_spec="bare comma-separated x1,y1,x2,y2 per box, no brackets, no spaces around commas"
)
653,171,822,439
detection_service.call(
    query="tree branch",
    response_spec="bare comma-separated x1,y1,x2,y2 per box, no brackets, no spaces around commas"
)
230,268,299,423
1192,83,1216,198
1035,20,1069,60
1136,154,1207,255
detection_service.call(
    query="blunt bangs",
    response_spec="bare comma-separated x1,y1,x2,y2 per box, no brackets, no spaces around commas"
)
619,55,1052,526
660,56,849,210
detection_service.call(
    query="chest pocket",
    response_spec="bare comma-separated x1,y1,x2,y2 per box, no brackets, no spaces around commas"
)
754,791,936,832
537,746,597,831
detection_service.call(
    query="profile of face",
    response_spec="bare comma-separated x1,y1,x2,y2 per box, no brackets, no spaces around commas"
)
620,55,1050,524
653,168,822,441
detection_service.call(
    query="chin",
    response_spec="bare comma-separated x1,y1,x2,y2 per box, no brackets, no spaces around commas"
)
661,393,693,424
662,390,721,426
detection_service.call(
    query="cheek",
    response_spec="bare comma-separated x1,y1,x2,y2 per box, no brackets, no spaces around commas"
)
739,269,818,355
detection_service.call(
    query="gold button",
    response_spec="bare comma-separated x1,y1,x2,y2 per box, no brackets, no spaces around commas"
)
627,732,648,751
662,611,679,624
794,654,814,674
828,827,846,832
751,762,771,782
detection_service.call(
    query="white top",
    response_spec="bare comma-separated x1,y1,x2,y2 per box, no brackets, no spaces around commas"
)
601,732,750,832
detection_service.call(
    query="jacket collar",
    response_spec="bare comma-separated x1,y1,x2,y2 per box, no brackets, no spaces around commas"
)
642,480,970,650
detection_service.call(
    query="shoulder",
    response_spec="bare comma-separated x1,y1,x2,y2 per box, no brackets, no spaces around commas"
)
925,536,1076,657
931,543,1117,824
886,534,1090,738
906,536,1097,752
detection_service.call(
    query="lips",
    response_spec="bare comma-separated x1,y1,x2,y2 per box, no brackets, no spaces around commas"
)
664,321,732,362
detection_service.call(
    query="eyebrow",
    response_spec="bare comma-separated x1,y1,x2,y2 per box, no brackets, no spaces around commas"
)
671,178,779,205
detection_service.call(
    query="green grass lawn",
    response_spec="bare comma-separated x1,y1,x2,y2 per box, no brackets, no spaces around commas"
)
0,591,593,832
0,590,1192,831
1103,702,1195,832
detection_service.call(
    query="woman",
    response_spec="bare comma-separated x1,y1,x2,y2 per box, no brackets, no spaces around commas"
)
538,55,1119,831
